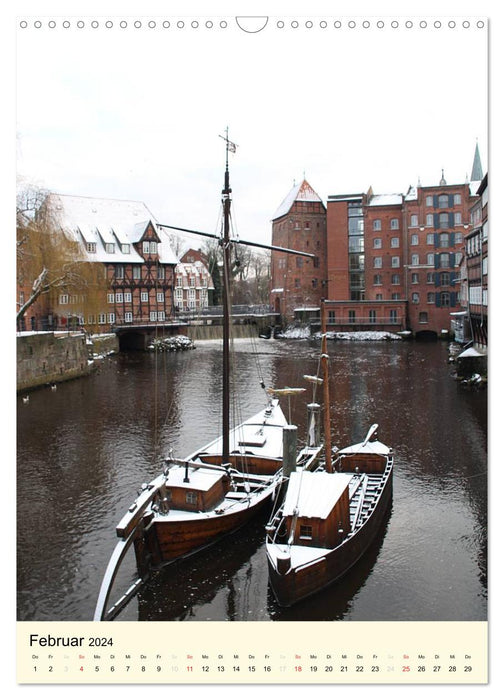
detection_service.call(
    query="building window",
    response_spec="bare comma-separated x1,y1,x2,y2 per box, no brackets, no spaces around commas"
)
455,212,462,225
115,265,124,279
105,243,115,254
439,213,449,228
427,292,435,303
427,253,435,265
410,215,418,227
369,309,377,323
391,256,400,268
157,266,165,279
188,289,196,300
391,293,401,300
419,312,428,323
121,244,130,254
440,292,450,306
98,313,106,324
455,252,462,265
175,289,183,301
143,241,150,254
133,265,141,279
454,231,463,243
454,194,462,205
124,292,132,302
376,293,383,300
158,311,165,321
296,257,304,269
411,254,419,265
389,309,398,322
391,274,400,285
125,312,133,322
439,253,450,268
373,238,382,248
412,292,420,304
294,278,301,288
439,233,450,247
115,292,123,303
391,218,399,230
348,310,356,323
59,294,69,305
141,291,148,302
411,234,419,245
304,221,310,230
440,272,450,286
107,293,114,304
373,274,382,285
373,219,382,231
157,292,164,303
373,257,382,268
427,273,434,284
426,196,433,206
391,237,399,248
439,194,449,208
86,242,96,254
427,233,434,244
107,312,115,323
150,311,157,321
426,214,434,227
411,273,419,284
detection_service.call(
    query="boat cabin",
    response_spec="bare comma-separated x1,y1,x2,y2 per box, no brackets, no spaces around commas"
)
282,472,353,548
162,466,230,512
335,440,391,474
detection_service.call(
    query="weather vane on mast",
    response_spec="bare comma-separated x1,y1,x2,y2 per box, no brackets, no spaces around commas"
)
219,127,238,168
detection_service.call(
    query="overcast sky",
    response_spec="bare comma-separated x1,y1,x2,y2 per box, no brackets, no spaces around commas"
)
16,10,488,251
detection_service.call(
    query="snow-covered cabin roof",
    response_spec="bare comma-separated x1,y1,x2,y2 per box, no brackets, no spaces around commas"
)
47,193,178,265
282,471,353,520
272,179,325,220
368,194,403,207
338,439,391,456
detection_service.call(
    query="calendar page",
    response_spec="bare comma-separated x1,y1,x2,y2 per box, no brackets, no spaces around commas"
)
13,0,491,691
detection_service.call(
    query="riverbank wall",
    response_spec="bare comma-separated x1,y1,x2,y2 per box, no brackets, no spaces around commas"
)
16,332,119,392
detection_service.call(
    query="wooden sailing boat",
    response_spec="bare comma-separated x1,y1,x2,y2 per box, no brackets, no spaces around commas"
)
94,132,320,621
265,302,394,607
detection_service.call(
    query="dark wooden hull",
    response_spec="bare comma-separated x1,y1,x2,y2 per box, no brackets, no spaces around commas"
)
142,484,277,567
267,467,393,607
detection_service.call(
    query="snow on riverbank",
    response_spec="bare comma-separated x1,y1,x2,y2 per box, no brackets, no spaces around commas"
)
278,326,402,341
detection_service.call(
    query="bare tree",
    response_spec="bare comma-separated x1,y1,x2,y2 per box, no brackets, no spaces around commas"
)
16,183,107,328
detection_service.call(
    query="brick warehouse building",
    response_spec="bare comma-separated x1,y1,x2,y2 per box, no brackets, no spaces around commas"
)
18,194,178,332
270,180,327,320
272,152,484,338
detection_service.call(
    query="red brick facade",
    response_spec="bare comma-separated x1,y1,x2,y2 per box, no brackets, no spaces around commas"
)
270,180,327,319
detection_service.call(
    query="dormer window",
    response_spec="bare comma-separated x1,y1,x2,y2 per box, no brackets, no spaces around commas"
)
121,244,130,254
86,242,97,254
105,243,115,254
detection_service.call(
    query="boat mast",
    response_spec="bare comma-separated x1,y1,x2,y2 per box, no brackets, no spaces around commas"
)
321,300,332,472
221,128,233,465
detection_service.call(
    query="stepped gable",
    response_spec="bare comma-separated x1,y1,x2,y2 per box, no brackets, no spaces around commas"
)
272,179,324,220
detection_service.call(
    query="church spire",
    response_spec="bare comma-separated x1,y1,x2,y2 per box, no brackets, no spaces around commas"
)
471,141,483,181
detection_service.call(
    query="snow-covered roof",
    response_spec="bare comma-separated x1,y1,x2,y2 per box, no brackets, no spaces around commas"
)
368,194,403,207
282,471,353,520
47,193,178,265
272,179,324,220
190,400,288,461
338,439,391,456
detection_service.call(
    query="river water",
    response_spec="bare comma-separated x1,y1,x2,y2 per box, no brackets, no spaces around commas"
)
16,337,487,622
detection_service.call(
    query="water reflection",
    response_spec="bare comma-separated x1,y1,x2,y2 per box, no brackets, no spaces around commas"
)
17,338,487,621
